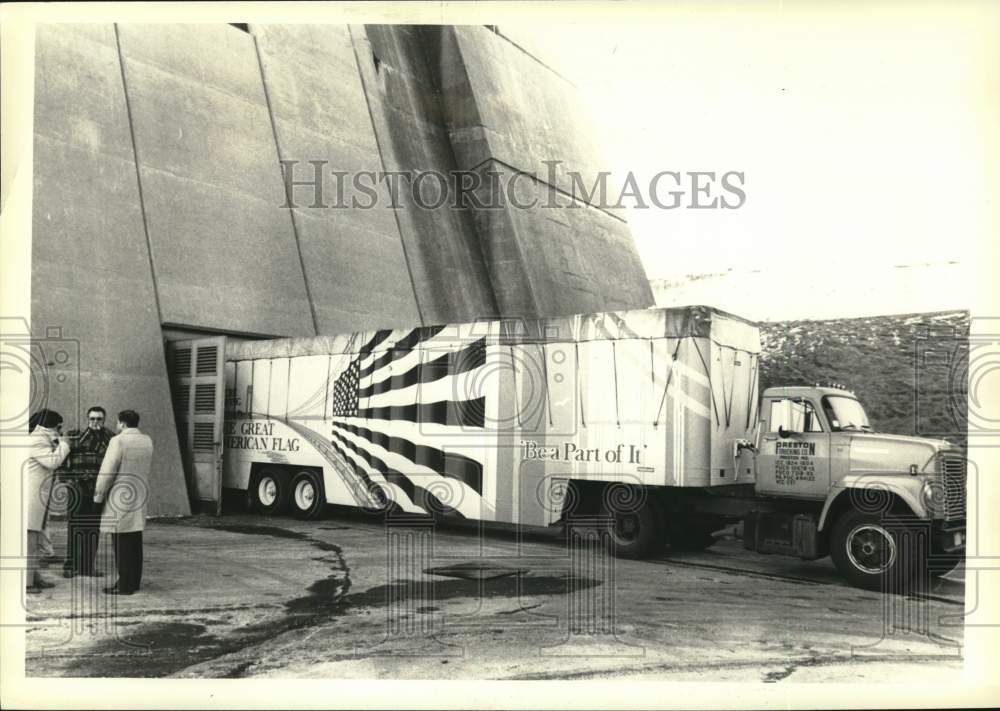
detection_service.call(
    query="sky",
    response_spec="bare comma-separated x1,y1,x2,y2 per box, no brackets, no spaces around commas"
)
499,3,998,318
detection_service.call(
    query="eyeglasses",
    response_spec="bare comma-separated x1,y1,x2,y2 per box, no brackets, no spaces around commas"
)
88,416,104,421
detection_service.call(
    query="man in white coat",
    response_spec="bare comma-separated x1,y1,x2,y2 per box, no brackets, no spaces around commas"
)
26,409,71,593
94,409,153,595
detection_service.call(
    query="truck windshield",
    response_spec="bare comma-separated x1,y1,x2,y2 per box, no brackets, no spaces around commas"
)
823,396,872,432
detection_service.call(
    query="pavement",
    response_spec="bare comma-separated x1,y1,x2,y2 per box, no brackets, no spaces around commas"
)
22,508,966,680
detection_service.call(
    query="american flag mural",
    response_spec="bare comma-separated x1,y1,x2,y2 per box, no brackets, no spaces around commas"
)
323,326,490,518
223,306,764,526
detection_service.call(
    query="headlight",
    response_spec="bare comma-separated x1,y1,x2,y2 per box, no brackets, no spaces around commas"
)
921,479,947,516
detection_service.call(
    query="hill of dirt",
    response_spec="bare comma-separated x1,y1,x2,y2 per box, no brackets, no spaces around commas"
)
757,310,969,449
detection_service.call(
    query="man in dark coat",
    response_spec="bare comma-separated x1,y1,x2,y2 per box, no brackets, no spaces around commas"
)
60,406,115,578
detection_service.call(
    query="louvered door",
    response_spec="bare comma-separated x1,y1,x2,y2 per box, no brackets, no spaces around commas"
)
167,336,227,514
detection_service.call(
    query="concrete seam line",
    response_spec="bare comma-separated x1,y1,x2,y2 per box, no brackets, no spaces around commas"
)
416,26,500,321
443,28,541,319
347,24,426,326
113,23,163,325
251,26,320,337
473,155,629,226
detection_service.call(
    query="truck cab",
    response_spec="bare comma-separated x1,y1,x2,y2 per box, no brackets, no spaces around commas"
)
749,384,966,589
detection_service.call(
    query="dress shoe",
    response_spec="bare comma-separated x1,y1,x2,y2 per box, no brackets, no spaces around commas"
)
25,586,42,595
33,578,55,589
102,586,135,596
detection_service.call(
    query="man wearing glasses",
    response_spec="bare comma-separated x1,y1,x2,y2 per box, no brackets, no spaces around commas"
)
60,406,115,578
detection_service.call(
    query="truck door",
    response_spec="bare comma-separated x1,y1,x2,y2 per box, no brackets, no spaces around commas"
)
755,396,831,498
167,336,227,514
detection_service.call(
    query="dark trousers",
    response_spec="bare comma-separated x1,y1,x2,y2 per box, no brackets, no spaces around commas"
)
112,531,143,592
63,476,101,575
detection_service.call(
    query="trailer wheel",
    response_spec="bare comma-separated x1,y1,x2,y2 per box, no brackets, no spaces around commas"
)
600,489,663,559
290,469,326,520
250,468,288,515
829,510,925,592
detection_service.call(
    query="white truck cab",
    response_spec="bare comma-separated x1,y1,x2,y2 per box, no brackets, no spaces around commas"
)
745,384,966,589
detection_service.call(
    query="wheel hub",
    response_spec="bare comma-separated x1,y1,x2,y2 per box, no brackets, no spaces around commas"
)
295,480,315,510
615,513,640,541
847,524,897,574
259,478,277,506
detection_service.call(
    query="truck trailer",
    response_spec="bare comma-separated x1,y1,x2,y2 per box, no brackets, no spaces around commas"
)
168,305,966,592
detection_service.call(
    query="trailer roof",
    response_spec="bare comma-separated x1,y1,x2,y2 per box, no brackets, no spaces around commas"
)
225,305,761,361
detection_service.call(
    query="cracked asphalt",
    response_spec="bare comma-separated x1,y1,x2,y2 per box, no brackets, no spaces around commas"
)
23,509,965,681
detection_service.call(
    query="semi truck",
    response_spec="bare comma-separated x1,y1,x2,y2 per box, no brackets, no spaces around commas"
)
175,305,965,592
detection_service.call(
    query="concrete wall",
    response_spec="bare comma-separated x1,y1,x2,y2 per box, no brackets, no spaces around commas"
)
32,24,189,516
253,24,424,333
357,25,500,325
117,24,316,337
32,23,653,516
435,26,653,318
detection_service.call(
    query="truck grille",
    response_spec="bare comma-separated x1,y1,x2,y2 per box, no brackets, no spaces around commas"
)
939,452,966,520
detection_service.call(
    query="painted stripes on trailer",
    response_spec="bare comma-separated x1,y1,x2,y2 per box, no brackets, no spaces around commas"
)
358,329,393,357
331,419,483,495
358,338,487,399
331,422,484,520
354,396,486,429
326,323,489,518
360,367,483,411
332,325,452,418
275,414,377,507
358,325,448,379
328,426,466,519
316,428,386,505
326,435,424,515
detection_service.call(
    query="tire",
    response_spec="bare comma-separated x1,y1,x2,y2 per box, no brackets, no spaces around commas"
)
829,510,925,592
249,468,288,515
600,487,663,559
290,469,326,520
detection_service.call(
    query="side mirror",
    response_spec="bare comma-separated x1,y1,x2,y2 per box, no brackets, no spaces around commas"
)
771,400,790,435
771,399,803,437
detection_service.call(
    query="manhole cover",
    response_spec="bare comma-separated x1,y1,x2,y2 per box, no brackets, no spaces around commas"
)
423,562,529,581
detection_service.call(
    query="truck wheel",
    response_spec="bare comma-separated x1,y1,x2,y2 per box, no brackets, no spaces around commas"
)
829,510,924,592
600,490,663,559
250,468,288,515
290,469,325,520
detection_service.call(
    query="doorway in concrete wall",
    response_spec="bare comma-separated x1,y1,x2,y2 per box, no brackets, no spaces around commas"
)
166,336,227,515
